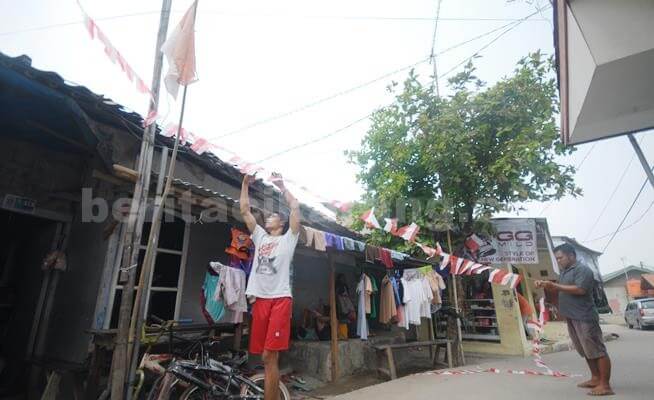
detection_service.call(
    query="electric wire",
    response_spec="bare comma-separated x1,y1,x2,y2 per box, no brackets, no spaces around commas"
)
216,7,548,140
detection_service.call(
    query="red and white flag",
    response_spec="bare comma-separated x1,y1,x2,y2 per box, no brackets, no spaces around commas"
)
503,273,522,289
417,242,438,259
439,253,450,271
466,262,483,275
449,256,465,274
474,266,492,275
383,218,398,234
487,269,501,283
459,260,474,275
161,0,199,99
396,222,420,242
491,270,510,284
360,208,381,230
190,137,213,155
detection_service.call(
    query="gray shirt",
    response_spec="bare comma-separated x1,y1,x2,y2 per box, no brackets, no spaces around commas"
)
558,262,598,322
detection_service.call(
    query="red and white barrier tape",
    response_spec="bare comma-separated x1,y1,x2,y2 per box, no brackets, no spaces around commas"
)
424,298,577,379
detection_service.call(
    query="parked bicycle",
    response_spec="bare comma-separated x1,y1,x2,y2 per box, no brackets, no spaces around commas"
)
141,317,290,400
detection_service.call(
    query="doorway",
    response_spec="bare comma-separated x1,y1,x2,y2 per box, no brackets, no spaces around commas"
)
0,209,60,394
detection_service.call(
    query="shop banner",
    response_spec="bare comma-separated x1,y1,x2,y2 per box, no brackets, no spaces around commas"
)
479,219,539,264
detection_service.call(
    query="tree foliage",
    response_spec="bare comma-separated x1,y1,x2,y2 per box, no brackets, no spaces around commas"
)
348,52,579,247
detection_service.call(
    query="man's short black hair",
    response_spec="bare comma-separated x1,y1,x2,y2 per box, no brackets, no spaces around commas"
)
553,243,576,257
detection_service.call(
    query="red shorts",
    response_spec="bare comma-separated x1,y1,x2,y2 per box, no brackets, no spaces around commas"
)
249,297,292,354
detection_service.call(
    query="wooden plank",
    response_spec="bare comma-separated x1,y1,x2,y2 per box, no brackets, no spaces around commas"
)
373,339,452,350
233,323,242,351
40,372,61,400
446,341,453,369
328,253,339,382
385,348,397,380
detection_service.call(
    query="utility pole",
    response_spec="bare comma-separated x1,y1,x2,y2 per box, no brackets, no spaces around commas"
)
110,1,172,398
621,257,631,302
629,134,654,190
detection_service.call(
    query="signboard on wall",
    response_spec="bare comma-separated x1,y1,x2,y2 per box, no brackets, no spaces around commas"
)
479,219,539,264
2,194,36,214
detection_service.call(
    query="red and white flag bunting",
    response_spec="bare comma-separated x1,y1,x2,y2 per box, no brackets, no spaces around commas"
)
81,11,153,99
396,222,420,242
383,218,398,234
360,208,382,230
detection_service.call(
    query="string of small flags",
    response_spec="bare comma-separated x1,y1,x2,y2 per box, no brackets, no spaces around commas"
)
360,207,522,289
77,9,354,212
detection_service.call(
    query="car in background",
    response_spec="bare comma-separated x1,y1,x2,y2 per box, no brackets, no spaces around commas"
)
625,298,654,330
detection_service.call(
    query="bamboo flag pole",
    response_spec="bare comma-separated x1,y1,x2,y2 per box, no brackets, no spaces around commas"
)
447,230,465,366
125,3,199,394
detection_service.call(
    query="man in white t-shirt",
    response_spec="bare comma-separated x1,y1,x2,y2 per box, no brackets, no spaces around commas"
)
240,173,300,400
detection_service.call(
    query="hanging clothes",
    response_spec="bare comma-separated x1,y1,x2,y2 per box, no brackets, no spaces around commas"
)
379,275,398,324
342,237,357,251
378,248,394,269
201,263,225,324
364,245,380,264
363,274,373,314
400,270,433,327
424,269,447,304
369,275,379,320
420,276,434,319
390,276,402,306
324,232,345,250
303,226,327,251
356,274,370,340
212,262,248,324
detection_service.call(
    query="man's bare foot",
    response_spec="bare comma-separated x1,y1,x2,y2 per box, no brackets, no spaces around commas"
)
587,386,614,396
577,380,599,388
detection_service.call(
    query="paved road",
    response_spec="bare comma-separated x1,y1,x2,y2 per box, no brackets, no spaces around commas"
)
331,325,652,400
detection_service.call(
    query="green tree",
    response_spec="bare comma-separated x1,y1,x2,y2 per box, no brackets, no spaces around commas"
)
348,52,579,248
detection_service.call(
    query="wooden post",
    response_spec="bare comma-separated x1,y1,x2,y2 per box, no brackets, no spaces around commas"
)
328,253,339,382
447,230,465,366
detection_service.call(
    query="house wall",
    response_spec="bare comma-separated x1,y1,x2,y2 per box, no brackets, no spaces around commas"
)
179,224,360,327
179,221,232,323
603,271,651,314
44,212,111,363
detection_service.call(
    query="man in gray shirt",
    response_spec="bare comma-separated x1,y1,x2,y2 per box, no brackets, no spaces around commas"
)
536,244,613,396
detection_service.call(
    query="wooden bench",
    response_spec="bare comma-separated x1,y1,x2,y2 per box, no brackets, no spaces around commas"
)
372,339,453,380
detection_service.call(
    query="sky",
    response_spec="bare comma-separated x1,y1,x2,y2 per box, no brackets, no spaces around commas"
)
1,0,652,275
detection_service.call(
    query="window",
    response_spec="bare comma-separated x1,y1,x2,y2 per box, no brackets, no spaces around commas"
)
641,300,654,309
106,214,189,329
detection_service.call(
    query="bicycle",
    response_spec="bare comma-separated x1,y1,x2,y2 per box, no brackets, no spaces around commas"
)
165,356,290,400
140,317,290,400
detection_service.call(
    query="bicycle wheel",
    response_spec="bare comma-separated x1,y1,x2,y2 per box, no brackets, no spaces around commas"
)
179,385,207,400
145,374,181,400
240,373,291,400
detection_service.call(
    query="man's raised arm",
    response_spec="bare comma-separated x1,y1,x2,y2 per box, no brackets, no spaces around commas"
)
272,173,301,234
240,175,257,233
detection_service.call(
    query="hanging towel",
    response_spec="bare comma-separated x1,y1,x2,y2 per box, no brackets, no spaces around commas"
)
324,232,345,250
342,237,357,251
213,262,247,324
364,245,380,264
201,264,225,324
353,240,367,252
378,248,394,269
304,226,327,251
